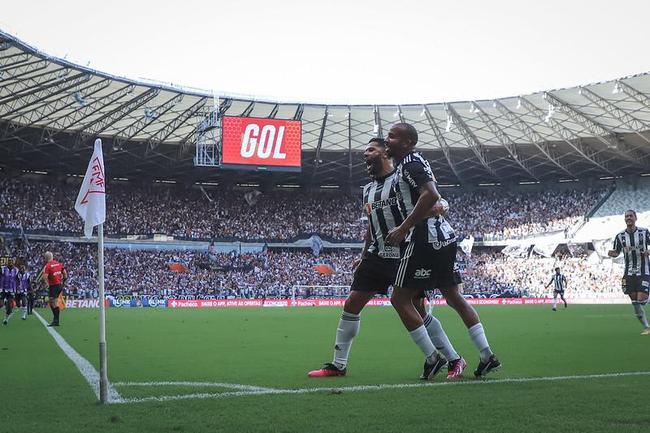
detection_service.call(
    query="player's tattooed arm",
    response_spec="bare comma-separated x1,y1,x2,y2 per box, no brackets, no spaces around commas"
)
353,226,372,270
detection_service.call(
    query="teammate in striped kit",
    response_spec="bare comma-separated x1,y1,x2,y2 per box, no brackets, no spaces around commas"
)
385,123,500,379
608,209,650,334
545,267,568,311
2,258,19,325
308,138,460,379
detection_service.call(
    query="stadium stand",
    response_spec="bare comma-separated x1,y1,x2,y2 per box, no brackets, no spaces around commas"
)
6,239,622,301
573,178,650,242
0,177,607,242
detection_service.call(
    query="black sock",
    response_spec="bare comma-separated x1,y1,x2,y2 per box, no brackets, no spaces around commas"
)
53,307,60,323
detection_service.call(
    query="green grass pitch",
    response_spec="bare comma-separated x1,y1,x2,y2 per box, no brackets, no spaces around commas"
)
3,304,650,433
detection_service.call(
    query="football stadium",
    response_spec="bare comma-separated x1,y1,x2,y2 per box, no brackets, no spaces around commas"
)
2,3,650,432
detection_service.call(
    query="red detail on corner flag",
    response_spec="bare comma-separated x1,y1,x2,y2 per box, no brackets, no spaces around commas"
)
75,139,106,237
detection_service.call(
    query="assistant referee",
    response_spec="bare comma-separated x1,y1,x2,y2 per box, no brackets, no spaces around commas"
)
41,251,67,327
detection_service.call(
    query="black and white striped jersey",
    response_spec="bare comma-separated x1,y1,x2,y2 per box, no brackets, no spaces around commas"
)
550,273,567,291
391,152,456,246
362,171,404,259
613,227,650,277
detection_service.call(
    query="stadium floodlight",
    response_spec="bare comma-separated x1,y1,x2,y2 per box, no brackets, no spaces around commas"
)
144,108,158,119
393,110,399,118
373,124,379,134
544,104,555,123
516,97,522,109
469,102,480,114
420,108,426,117
612,82,622,94
74,91,87,106
445,109,453,132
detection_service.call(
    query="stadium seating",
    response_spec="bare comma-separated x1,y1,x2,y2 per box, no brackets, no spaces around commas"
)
7,240,622,300
573,179,650,242
0,178,606,242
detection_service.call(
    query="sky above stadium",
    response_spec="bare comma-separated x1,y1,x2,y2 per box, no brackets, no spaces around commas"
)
2,0,650,104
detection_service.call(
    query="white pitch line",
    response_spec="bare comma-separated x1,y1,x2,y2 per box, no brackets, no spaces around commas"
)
113,371,650,405
114,381,277,392
35,311,123,403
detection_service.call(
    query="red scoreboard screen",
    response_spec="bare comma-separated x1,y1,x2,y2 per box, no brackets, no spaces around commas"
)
221,116,302,171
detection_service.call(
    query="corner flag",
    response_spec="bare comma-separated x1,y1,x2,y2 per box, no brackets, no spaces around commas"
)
74,138,110,403
75,139,106,237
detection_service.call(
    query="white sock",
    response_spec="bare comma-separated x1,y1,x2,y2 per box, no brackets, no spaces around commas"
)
332,311,360,369
409,325,437,362
423,314,459,361
633,302,650,328
4,312,11,322
552,298,557,309
468,323,493,362
21,307,27,318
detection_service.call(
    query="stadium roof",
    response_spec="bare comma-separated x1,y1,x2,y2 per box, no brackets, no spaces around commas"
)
1,29,650,187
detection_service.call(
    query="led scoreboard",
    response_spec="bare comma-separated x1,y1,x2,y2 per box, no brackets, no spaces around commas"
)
221,116,302,172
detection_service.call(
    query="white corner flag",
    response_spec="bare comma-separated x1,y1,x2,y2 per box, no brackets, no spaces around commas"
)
75,139,106,237
74,138,111,404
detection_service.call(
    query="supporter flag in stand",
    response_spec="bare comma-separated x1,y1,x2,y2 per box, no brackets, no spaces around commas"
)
244,190,262,206
168,262,188,273
459,235,475,257
314,259,335,275
310,235,323,257
74,139,106,237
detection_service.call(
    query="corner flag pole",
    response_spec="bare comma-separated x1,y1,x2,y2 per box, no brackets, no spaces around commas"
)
98,223,108,403
74,138,108,404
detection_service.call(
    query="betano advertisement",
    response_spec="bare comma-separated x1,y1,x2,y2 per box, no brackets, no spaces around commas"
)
221,116,302,171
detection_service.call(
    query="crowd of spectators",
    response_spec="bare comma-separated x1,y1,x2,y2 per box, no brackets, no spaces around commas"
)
0,179,365,242
444,188,607,240
9,240,355,300
6,240,622,301
461,250,622,299
0,178,606,242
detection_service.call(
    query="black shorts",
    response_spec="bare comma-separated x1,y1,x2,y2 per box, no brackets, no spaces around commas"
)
622,276,650,295
2,292,13,303
48,284,63,299
14,293,26,304
395,241,460,291
554,290,565,296
351,254,399,295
